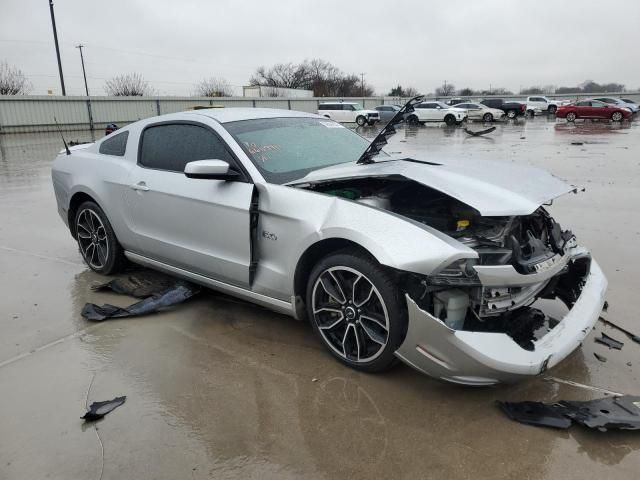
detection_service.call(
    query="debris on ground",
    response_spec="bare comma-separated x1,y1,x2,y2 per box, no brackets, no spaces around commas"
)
594,352,608,362
82,396,126,422
464,126,496,136
91,271,177,298
498,401,571,429
595,332,624,350
82,270,200,321
600,317,640,344
571,141,584,145
498,395,640,431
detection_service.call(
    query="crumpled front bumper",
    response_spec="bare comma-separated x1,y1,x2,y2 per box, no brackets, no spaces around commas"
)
394,258,607,386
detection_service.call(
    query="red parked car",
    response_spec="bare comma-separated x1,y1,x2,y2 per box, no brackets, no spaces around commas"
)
556,99,632,122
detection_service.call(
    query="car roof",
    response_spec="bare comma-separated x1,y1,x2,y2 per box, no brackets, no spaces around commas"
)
184,107,320,123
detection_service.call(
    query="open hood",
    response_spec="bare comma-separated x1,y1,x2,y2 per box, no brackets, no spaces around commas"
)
287,156,576,216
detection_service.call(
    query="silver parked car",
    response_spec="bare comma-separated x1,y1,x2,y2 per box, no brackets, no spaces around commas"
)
52,103,607,385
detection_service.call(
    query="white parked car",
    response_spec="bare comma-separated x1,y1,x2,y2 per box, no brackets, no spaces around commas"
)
318,102,380,126
452,102,505,122
51,103,607,385
526,96,567,114
405,101,467,126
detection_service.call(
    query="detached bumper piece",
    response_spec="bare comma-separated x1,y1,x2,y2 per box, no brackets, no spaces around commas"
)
395,259,607,385
498,396,640,432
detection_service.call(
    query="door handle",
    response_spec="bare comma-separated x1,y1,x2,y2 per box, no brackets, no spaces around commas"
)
130,181,150,192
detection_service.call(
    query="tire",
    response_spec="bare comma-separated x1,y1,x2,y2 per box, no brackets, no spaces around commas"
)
506,110,517,119
444,114,456,126
367,120,378,126
356,115,367,127
566,112,577,122
548,105,557,114
483,112,494,122
611,111,623,121
526,110,535,118
306,249,406,373
74,201,125,275
407,114,419,125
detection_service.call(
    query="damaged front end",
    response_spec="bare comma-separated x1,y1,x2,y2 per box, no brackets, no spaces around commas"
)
302,177,607,384
396,207,607,385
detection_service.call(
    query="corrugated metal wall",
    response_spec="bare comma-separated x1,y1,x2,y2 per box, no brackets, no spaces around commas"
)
1,93,639,133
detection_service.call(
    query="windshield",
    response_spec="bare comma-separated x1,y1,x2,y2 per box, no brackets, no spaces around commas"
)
225,117,382,184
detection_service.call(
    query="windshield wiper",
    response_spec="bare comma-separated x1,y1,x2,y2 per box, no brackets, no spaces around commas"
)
356,95,424,165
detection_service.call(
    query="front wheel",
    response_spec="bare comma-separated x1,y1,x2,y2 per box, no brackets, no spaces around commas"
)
506,110,517,119
483,112,494,122
306,249,406,372
611,111,623,121
356,115,367,127
444,114,456,126
407,114,419,125
566,112,577,122
548,105,557,114
74,201,125,274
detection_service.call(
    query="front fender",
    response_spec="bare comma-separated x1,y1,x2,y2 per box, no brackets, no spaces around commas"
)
252,183,476,299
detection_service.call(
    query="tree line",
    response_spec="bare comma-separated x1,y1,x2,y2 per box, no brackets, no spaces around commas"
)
0,58,633,97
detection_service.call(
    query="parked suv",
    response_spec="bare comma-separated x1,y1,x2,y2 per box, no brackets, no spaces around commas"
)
480,99,526,118
405,101,467,126
318,102,380,126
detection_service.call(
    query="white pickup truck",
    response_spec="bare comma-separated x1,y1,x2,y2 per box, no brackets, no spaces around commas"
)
526,96,566,114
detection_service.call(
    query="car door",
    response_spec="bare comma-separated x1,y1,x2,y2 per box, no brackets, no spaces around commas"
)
574,100,591,118
124,121,254,287
589,100,608,118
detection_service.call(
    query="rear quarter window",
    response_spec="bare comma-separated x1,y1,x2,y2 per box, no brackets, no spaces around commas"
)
99,131,129,156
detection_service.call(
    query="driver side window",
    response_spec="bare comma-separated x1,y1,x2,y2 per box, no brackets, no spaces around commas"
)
139,123,235,172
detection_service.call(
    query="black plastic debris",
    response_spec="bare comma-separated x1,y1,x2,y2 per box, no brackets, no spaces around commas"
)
560,396,640,432
91,271,177,298
464,126,496,136
82,396,126,422
497,401,572,429
594,352,608,363
595,332,624,350
498,396,640,431
600,317,640,344
82,282,200,321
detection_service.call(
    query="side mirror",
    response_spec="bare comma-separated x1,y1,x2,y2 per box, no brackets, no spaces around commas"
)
184,159,240,180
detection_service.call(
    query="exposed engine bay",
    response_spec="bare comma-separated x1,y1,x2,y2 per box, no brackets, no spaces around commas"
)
302,177,591,351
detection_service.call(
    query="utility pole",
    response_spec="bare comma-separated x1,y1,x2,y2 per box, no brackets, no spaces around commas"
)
360,72,365,97
48,0,66,95
76,44,89,96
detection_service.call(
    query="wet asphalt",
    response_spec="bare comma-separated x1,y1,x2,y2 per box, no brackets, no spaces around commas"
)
1,115,640,479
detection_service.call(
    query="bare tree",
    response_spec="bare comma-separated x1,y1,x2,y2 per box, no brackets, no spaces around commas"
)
435,82,455,96
457,87,476,96
194,77,233,97
0,61,32,95
250,58,375,97
104,73,154,96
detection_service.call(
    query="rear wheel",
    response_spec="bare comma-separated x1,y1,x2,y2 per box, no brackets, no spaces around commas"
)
407,114,419,125
506,109,517,119
356,115,367,127
611,111,623,121
566,112,577,122
74,201,125,274
548,105,557,114
483,112,494,122
444,114,456,126
306,249,406,373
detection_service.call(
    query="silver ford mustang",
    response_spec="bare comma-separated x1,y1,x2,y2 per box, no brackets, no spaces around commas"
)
51,100,607,385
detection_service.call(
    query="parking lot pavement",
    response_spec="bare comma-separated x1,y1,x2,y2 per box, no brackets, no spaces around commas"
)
1,117,640,479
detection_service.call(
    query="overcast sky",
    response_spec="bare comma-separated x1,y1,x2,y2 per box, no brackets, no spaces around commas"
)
1,0,639,96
